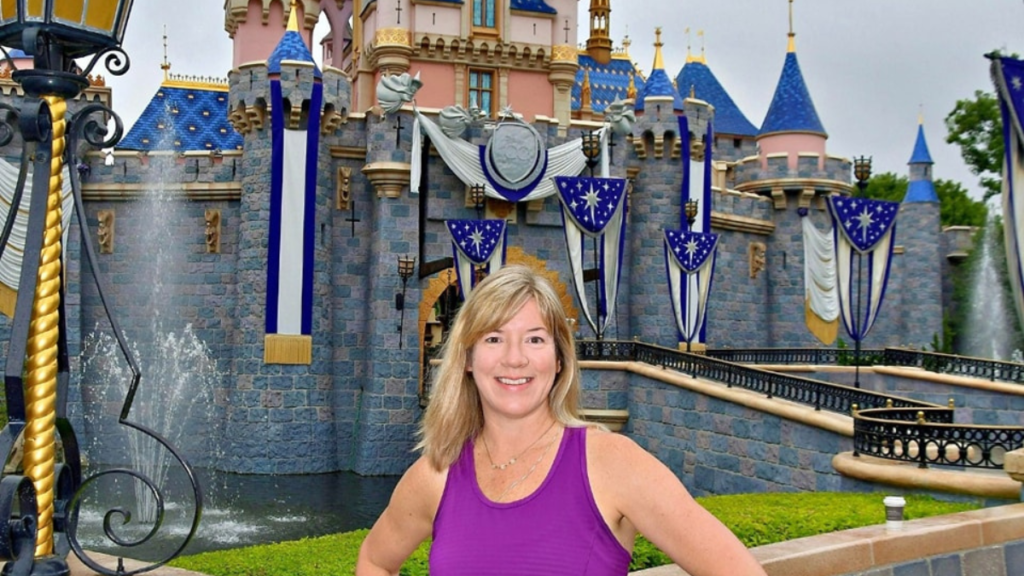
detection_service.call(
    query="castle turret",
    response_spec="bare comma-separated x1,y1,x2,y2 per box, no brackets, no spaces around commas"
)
224,0,319,69
904,119,939,203
635,28,683,117
586,0,613,65
756,1,827,171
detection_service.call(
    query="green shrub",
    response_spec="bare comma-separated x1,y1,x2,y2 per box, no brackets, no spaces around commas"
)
171,492,979,575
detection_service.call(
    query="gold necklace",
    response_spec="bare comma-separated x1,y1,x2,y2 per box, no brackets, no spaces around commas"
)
495,427,560,502
481,419,557,470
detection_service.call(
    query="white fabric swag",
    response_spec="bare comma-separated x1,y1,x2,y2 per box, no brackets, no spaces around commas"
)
0,157,74,293
801,216,839,323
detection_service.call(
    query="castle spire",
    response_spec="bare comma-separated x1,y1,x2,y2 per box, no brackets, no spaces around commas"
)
586,0,613,65
161,26,171,81
787,0,796,53
653,27,665,71
905,116,938,203
287,0,300,33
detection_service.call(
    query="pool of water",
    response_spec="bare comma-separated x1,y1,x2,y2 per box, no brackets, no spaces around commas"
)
72,468,400,562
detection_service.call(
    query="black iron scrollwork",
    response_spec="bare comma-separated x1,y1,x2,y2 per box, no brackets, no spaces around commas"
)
79,47,131,79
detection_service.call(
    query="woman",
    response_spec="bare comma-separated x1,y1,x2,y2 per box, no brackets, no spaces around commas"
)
356,265,766,575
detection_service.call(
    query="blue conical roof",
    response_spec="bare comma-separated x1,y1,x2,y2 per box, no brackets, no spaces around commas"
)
759,51,825,136
573,54,645,113
676,61,757,136
909,124,934,164
119,82,243,152
635,68,683,112
268,30,322,79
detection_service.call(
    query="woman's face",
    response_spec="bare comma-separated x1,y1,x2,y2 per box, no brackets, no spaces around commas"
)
467,298,560,423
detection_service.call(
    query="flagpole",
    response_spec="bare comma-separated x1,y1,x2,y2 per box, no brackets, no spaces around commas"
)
852,156,872,388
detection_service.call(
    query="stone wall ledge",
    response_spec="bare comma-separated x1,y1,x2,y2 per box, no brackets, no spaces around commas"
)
833,452,1020,501
631,503,1024,576
872,365,1024,397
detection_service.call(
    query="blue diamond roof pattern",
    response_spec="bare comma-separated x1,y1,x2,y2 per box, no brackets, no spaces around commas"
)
573,54,644,113
759,52,825,136
904,180,938,203
511,0,556,14
909,124,934,164
635,68,683,112
268,30,322,78
118,84,243,152
676,61,757,136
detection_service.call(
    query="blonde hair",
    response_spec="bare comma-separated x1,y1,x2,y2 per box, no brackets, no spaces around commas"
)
417,265,587,470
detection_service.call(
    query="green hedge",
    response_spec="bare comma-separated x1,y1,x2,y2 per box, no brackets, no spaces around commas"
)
171,492,979,576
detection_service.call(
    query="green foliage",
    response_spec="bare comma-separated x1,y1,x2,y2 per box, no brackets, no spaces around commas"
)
835,338,882,366
860,173,987,228
945,89,1002,201
170,493,979,576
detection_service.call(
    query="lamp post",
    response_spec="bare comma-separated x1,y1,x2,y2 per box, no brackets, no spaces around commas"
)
470,183,485,220
397,255,416,349
851,156,872,388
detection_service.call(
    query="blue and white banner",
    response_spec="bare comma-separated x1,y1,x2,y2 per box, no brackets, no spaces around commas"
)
664,230,719,344
446,219,507,300
266,79,321,340
827,196,899,342
677,114,714,342
992,56,1024,337
554,176,628,337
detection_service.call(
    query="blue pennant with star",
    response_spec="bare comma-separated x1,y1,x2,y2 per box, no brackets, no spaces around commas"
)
555,176,627,235
993,55,1024,340
665,230,719,274
828,196,900,254
446,219,506,264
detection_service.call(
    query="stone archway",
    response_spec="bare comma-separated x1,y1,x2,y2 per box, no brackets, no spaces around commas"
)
416,247,577,398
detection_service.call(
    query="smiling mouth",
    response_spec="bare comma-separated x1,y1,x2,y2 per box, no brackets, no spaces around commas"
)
498,377,531,386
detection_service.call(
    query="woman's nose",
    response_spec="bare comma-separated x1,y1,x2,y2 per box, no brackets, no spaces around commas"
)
502,342,528,367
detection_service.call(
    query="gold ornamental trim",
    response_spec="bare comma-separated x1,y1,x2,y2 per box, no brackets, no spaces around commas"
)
265,334,313,365
375,27,412,47
551,44,578,63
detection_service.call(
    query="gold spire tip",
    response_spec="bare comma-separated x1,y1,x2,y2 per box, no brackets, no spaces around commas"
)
287,0,300,32
787,0,796,52
160,25,171,80
653,27,665,71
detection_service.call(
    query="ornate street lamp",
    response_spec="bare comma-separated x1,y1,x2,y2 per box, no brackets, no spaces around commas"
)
0,3,200,575
853,155,872,195
581,130,601,177
684,199,699,231
470,183,485,220
397,255,416,348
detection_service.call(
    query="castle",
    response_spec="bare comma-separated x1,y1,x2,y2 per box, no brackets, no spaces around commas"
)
0,0,967,476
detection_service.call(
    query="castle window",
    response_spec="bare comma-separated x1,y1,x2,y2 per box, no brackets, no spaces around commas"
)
468,69,494,116
472,0,497,31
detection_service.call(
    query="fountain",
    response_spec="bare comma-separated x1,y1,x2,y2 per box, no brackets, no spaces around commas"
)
961,214,1023,360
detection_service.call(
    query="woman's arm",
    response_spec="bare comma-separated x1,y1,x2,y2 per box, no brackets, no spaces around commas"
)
356,456,446,575
589,431,767,576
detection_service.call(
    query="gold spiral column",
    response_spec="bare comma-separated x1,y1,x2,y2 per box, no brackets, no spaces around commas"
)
23,95,67,557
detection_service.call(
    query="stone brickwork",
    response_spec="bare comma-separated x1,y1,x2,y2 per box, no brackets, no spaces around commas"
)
896,202,943,349
629,375,878,496
838,542,1024,576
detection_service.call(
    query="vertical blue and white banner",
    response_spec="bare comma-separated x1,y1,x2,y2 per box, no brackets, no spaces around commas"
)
554,176,628,337
664,230,719,345
445,219,507,300
678,114,714,341
992,56,1024,336
827,196,899,343
266,79,322,345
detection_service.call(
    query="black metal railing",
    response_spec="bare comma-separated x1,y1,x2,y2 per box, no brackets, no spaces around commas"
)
882,348,1024,384
576,340,1024,469
707,346,1024,385
854,407,1024,469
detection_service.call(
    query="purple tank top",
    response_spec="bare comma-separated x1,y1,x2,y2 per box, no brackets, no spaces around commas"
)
429,426,632,575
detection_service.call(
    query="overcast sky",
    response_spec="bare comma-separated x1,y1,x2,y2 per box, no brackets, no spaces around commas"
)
104,1,1024,201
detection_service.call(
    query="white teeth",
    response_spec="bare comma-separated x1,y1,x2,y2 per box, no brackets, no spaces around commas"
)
498,377,529,385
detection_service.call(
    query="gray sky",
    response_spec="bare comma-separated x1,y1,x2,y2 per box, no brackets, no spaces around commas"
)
105,1,1024,201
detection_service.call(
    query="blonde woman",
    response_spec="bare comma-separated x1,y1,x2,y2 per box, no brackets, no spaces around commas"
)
357,265,766,576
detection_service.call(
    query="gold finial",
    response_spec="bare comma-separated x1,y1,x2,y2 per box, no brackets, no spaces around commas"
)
699,29,706,63
622,33,632,54
287,0,300,32
581,69,592,110
787,0,796,52
686,29,707,64
626,71,637,100
160,25,171,81
653,27,665,71
690,84,695,99
918,104,924,124
685,27,692,61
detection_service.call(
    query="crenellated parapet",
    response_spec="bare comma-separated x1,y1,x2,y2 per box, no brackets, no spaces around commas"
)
732,153,853,200
407,35,552,70
224,0,321,36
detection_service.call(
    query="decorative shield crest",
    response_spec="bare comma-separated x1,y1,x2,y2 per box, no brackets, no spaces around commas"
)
483,119,546,192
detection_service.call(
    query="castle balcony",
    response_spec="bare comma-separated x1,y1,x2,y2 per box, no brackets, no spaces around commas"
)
732,153,854,200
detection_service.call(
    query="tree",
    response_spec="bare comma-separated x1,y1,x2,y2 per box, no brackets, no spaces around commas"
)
944,91,1002,201
860,172,988,227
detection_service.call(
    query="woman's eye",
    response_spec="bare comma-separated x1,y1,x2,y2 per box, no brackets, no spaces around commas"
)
528,336,546,344
484,336,501,344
